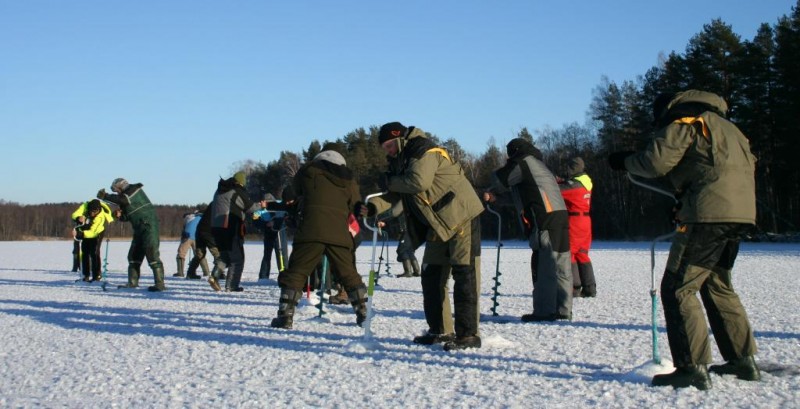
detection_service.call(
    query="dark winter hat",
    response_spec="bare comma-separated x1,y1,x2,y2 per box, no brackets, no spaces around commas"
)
652,92,677,126
281,185,296,202
378,122,408,144
262,193,276,202
506,138,543,161
88,199,102,212
567,157,585,177
110,178,128,191
233,171,246,186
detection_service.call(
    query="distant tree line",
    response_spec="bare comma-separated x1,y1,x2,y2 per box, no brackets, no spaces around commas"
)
2,2,798,241
0,201,203,241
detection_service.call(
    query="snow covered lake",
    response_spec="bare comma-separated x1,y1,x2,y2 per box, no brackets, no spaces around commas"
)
1,240,798,408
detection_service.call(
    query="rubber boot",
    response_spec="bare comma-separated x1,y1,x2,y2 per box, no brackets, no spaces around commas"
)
148,264,166,292
208,266,222,291
118,263,140,289
225,264,244,292
271,288,302,329
173,257,185,277
199,258,211,277
411,258,421,277
578,262,596,297
397,259,414,277
347,285,369,326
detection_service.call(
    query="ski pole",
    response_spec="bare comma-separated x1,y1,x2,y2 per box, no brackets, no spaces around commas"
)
627,173,678,365
485,204,503,316
362,191,388,340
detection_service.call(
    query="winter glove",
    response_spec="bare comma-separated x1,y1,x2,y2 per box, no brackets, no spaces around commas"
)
97,189,106,199
354,202,376,218
608,151,635,171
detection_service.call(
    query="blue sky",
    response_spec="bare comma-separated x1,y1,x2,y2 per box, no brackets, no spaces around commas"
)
1,0,794,206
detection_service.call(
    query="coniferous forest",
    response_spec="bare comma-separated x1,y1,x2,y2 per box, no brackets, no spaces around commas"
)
2,2,798,241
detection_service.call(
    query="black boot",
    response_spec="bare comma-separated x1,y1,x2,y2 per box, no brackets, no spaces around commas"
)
413,332,455,345
443,335,481,351
709,356,761,381
578,262,596,297
271,288,301,329
347,285,369,326
652,365,712,390
225,265,244,292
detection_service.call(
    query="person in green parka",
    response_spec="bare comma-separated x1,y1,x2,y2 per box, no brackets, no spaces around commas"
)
98,178,166,292
609,90,760,390
270,148,369,329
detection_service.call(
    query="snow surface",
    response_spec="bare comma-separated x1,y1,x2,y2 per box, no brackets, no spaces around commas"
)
1,240,798,408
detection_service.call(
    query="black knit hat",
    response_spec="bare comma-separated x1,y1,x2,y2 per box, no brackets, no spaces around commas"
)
88,199,102,212
652,92,677,126
281,185,296,202
378,122,408,144
567,157,585,177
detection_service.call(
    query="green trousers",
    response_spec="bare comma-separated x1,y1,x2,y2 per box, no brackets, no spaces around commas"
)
661,223,757,367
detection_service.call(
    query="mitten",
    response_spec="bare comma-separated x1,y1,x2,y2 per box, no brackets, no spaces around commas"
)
608,151,635,171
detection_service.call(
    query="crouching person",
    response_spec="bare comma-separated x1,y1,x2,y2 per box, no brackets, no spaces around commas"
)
271,147,368,329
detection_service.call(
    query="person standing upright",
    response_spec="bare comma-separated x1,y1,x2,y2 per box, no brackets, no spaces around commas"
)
367,122,484,351
609,90,760,390
253,193,285,281
98,178,166,291
270,148,368,329
484,138,573,322
559,156,597,298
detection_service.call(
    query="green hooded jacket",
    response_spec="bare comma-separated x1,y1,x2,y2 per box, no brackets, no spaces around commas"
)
291,152,362,248
624,90,757,224
372,127,484,247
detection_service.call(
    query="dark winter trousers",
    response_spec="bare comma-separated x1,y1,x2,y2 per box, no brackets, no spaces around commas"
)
259,229,284,278
278,241,364,292
191,231,223,277
72,239,81,272
661,223,757,367
81,232,104,279
421,218,481,338
127,223,164,285
212,226,245,290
